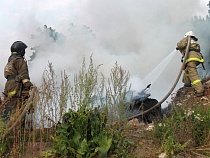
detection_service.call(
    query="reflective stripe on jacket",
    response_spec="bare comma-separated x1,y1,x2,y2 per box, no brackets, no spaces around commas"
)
192,79,201,85
186,57,204,63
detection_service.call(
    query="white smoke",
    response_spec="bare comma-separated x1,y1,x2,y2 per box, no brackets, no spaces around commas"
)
0,0,208,107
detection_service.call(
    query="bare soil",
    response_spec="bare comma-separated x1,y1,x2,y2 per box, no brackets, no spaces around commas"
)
125,124,161,158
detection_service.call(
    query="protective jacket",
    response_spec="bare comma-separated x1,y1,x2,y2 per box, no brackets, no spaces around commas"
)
4,54,31,97
177,37,204,64
177,37,204,94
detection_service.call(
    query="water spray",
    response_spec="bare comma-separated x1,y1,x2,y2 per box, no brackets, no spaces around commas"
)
128,36,191,120
142,50,177,85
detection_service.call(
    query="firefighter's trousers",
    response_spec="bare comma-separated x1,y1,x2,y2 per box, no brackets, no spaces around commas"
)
1,98,21,123
183,61,204,94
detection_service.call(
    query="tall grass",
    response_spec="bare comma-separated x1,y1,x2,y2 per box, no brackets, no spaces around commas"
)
0,55,133,157
153,103,210,156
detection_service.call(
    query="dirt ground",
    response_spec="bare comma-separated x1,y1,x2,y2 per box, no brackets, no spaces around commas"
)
124,122,162,158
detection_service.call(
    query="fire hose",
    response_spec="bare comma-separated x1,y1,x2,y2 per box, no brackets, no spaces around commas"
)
128,36,191,121
0,37,191,133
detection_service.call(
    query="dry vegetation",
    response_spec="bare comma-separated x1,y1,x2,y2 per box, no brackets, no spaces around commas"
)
1,58,210,158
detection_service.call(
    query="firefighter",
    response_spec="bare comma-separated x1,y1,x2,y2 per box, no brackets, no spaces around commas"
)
2,41,33,121
176,31,204,97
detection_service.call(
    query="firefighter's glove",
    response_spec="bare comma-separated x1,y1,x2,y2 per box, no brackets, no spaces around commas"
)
176,47,179,50
24,81,33,89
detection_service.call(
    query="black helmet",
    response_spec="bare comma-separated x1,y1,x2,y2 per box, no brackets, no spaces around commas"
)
11,41,27,56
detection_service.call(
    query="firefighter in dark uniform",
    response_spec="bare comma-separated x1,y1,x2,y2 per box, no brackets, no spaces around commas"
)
2,41,33,121
176,31,204,97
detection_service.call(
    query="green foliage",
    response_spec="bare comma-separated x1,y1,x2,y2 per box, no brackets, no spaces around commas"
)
48,109,135,158
69,55,101,111
106,62,130,123
42,55,133,157
191,106,210,145
109,128,135,157
0,118,6,154
154,105,210,155
50,108,111,158
1,55,132,157
37,62,70,127
0,118,12,156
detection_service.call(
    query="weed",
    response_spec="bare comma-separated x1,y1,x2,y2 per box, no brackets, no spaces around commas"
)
0,55,135,157
41,55,134,157
154,104,210,156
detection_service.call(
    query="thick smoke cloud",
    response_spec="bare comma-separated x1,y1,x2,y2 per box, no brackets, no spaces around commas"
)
0,0,208,107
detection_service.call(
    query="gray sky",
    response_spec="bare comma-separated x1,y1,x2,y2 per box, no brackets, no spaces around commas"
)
0,0,209,107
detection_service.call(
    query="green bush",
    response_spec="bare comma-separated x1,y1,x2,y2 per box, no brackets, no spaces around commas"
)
51,108,111,158
191,106,210,145
154,105,210,155
43,55,134,157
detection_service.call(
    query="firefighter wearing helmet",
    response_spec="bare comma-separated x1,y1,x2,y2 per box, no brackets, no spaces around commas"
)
2,41,33,121
176,31,204,97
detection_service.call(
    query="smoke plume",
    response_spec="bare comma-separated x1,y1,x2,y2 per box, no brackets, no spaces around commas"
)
0,0,208,107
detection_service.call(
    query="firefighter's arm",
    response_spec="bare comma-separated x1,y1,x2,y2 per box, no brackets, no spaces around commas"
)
176,37,188,51
15,58,33,89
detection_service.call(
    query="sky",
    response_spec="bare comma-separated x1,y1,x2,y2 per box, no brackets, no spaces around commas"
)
0,0,209,108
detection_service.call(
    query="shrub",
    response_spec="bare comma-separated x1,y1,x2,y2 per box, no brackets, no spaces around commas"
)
43,55,134,157
154,105,210,155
